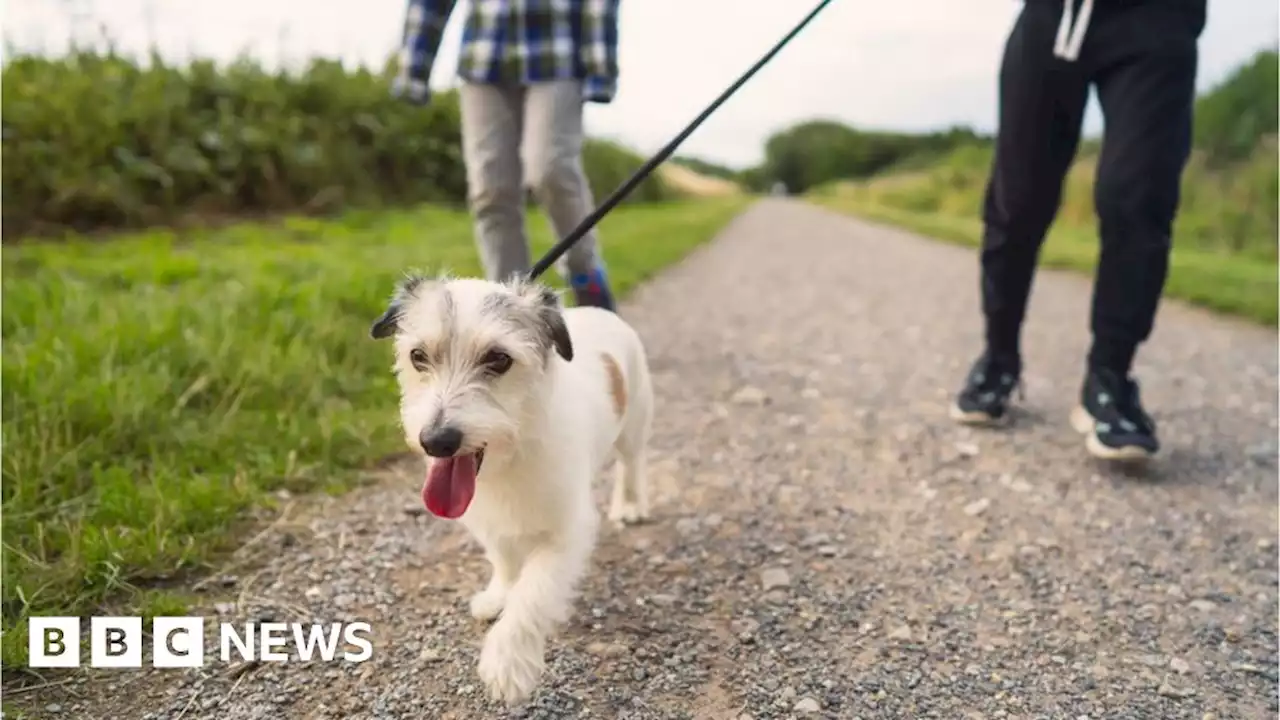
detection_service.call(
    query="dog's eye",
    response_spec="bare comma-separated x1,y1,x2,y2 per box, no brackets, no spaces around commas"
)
483,349,513,375
409,348,430,370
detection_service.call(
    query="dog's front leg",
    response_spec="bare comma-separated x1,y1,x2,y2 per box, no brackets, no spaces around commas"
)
477,524,596,706
470,541,524,621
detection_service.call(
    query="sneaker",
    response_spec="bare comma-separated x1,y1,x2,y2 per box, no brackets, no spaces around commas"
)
570,264,617,312
1069,368,1158,461
950,352,1022,426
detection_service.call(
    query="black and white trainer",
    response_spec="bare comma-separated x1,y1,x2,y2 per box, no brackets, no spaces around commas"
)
950,352,1022,426
1069,367,1159,461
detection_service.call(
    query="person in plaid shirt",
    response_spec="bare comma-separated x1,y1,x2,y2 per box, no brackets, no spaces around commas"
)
393,0,621,311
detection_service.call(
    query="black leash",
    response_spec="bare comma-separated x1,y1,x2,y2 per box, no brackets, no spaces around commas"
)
526,0,837,281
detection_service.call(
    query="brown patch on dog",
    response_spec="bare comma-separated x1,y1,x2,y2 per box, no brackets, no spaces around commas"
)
600,353,627,419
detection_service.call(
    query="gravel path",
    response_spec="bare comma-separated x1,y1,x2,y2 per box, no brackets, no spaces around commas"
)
25,199,1278,719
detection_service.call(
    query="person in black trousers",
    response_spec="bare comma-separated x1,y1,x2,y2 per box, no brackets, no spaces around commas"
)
950,0,1206,461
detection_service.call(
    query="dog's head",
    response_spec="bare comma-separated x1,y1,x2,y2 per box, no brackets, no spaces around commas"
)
368,274,573,518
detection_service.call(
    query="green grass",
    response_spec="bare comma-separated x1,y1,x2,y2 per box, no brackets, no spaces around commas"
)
0,197,750,668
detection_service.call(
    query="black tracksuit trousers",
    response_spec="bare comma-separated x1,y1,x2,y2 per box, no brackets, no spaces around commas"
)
980,0,1204,377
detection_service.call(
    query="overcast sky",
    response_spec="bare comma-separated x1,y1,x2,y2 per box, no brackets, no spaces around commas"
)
6,0,1277,167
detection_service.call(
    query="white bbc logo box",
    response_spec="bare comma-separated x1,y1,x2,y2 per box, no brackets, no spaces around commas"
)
29,616,204,668
29,616,373,668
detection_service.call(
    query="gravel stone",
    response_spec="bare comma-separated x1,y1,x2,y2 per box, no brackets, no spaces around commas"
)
760,568,791,591
730,385,769,405
794,697,822,713
1158,682,1197,699
11,200,1276,720
799,532,829,548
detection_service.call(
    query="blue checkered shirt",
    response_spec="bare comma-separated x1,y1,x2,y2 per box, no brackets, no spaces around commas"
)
393,0,620,105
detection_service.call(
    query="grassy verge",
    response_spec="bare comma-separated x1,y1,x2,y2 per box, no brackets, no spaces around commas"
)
810,191,1278,326
0,197,750,668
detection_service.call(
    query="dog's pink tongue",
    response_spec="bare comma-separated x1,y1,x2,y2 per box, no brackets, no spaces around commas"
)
423,455,478,519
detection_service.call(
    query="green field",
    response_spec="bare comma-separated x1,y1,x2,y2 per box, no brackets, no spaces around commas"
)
0,196,749,667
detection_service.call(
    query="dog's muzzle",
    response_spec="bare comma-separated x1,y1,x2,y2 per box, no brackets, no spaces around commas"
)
419,425,486,471
420,425,464,458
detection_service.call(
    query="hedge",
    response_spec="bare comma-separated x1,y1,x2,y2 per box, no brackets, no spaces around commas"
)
1,52,671,240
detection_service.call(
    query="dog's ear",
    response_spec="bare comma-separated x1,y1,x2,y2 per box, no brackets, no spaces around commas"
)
534,286,574,362
505,279,574,362
369,303,401,340
370,274,428,340
514,280,576,358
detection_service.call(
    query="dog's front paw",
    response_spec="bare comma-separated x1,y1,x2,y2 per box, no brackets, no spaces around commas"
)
478,622,545,706
469,587,507,621
607,501,649,527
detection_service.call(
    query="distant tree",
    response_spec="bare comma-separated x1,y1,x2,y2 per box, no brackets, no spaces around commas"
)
1194,48,1278,165
750,120,988,193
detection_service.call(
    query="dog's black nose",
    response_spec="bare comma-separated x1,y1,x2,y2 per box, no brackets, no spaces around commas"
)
420,426,464,457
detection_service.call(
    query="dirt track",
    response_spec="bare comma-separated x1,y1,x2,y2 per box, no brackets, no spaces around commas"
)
20,199,1279,719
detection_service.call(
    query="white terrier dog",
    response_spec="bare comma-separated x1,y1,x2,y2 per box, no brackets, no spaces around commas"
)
370,274,654,706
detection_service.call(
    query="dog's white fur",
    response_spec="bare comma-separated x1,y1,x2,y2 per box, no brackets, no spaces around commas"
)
374,275,653,706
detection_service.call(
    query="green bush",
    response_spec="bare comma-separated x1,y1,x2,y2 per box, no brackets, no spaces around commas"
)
751,121,985,194
1,52,672,240
582,138,670,204
1193,50,1278,166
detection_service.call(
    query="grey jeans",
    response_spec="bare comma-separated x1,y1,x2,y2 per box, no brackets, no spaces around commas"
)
459,79,601,283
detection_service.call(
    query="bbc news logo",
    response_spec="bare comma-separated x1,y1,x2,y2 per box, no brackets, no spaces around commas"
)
29,617,373,668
